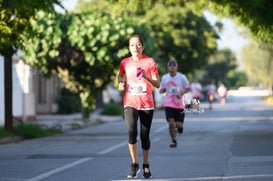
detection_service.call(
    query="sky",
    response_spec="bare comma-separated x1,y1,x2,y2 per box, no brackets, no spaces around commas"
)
57,0,249,59
203,11,249,59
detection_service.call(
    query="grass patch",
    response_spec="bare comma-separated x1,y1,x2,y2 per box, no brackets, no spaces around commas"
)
100,103,123,116
0,123,63,139
13,123,63,138
0,127,15,138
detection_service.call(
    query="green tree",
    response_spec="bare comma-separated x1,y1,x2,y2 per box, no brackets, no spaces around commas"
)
77,1,218,75
241,41,273,93
0,0,62,131
22,10,158,118
143,4,217,74
203,49,237,85
110,0,273,42
224,70,248,89
202,0,273,42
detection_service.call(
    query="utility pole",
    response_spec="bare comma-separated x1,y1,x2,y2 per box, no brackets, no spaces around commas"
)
4,52,13,132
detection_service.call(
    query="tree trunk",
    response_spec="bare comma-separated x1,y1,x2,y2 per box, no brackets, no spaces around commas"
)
81,107,90,120
4,54,13,132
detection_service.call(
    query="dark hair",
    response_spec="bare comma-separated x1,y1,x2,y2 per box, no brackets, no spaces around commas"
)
129,34,144,46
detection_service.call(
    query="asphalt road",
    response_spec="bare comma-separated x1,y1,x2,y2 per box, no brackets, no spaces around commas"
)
0,95,272,181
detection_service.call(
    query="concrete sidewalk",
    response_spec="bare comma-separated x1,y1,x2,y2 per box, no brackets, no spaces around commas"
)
35,109,123,131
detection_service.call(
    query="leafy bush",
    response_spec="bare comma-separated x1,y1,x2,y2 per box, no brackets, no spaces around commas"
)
57,88,81,114
100,103,123,116
12,123,63,139
0,127,14,138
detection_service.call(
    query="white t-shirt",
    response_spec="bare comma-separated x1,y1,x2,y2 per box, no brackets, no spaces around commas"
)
191,82,202,98
160,72,190,109
206,84,216,96
218,86,227,97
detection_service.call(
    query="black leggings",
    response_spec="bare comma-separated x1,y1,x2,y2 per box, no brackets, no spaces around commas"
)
124,107,154,150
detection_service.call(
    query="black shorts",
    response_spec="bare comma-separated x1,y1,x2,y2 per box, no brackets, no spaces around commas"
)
165,107,185,123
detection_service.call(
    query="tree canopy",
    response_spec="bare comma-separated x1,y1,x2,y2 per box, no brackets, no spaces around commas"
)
0,0,62,55
203,0,273,42
108,0,273,42
143,4,217,74
76,0,218,74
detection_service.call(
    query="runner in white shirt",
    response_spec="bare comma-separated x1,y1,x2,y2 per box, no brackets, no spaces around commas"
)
190,79,202,110
218,83,227,105
205,80,216,109
159,60,190,148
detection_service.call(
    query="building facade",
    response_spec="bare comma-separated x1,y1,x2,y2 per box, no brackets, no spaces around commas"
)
0,55,63,125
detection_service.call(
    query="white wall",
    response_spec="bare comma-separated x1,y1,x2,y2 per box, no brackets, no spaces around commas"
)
0,55,35,126
13,60,24,117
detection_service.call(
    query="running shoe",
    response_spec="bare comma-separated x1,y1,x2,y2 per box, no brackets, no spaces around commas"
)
143,164,152,179
127,163,139,178
177,127,183,134
169,140,177,148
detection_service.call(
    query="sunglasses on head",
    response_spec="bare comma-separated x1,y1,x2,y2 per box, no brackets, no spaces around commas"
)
168,62,177,67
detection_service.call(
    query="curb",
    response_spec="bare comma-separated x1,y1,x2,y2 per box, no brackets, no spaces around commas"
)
0,136,24,145
0,115,123,145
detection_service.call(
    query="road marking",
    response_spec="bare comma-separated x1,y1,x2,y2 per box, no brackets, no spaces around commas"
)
152,137,161,142
26,157,93,181
97,141,128,155
154,125,168,133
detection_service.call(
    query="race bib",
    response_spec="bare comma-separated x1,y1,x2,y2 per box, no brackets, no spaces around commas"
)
128,83,147,95
168,86,179,94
